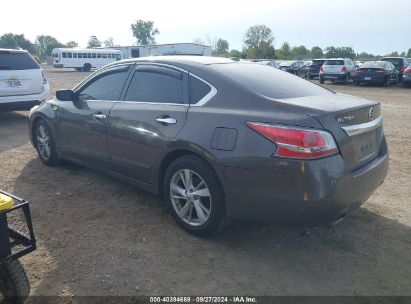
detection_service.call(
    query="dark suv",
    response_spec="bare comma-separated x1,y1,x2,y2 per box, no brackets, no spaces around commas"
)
379,57,409,81
307,59,326,79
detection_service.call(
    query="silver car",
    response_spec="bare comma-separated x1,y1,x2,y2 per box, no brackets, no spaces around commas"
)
319,58,356,85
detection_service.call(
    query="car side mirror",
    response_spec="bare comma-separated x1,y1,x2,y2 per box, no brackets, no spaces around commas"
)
56,89,74,101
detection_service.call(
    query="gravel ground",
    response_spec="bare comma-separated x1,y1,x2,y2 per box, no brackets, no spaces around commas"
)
0,65,410,296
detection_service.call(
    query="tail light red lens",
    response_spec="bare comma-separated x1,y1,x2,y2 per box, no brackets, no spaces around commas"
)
405,68,411,73
376,68,385,73
247,123,338,159
341,66,347,72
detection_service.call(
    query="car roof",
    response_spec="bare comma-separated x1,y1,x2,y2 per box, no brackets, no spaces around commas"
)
119,56,238,66
0,48,28,53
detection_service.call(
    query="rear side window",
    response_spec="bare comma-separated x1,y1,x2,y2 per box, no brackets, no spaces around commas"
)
380,58,401,65
189,75,211,104
324,60,344,65
210,63,332,99
77,65,130,101
125,66,183,104
0,51,39,70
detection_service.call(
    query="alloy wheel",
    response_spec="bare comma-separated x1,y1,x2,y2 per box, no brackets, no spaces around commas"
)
36,125,51,160
169,169,211,226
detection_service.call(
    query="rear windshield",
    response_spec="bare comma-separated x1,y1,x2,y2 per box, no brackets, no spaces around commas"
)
380,58,401,65
324,60,344,65
0,52,39,70
210,63,332,99
312,60,325,65
361,62,387,68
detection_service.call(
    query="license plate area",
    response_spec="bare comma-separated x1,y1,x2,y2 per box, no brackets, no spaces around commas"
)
353,130,378,163
2,79,22,89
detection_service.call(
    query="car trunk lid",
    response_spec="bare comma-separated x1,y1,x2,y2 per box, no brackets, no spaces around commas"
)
276,93,383,170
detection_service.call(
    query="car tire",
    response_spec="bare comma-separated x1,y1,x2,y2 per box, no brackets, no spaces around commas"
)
0,260,30,300
319,77,324,84
83,63,92,72
34,119,61,166
164,155,227,237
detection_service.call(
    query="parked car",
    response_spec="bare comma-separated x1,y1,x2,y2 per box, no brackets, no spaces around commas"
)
379,57,409,81
354,61,399,86
319,58,356,85
28,56,388,236
253,59,280,69
402,65,411,88
279,60,307,77
307,59,326,79
0,49,50,111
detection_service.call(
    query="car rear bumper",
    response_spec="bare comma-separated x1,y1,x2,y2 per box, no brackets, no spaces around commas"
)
354,75,386,83
320,73,348,80
222,137,389,226
0,84,50,111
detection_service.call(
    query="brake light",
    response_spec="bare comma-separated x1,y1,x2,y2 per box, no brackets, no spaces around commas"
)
341,66,347,72
400,65,405,72
376,68,385,73
405,68,411,73
247,123,338,159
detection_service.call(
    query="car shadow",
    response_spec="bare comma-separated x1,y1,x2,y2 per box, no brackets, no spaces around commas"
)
0,111,30,153
11,158,411,296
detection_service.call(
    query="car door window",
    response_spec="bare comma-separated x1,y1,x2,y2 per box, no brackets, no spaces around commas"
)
189,75,211,104
77,65,130,101
125,66,184,104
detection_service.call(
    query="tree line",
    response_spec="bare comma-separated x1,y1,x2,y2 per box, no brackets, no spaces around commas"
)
0,33,114,61
1,21,410,62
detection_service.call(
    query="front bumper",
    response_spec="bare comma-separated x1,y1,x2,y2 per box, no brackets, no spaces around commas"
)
222,137,389,226
0,84,50,111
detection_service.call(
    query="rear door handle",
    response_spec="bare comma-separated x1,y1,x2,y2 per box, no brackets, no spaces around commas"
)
156,117,177,125
93,113,107,120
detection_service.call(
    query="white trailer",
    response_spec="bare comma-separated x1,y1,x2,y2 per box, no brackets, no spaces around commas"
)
106,43,212,59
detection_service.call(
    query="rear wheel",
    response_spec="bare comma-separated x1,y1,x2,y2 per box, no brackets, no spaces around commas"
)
83,63,92,72
164,155,227,237
319,77,325,84
34,119,60,166
0,260,30,301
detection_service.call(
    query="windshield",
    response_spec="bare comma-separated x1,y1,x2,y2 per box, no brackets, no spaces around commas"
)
324,60,344,65
210,63,332,99
361,62,387,68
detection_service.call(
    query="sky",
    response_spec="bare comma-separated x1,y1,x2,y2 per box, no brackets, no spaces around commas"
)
1,0,410,55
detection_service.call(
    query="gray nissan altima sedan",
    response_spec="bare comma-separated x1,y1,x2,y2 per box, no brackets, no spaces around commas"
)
28,56,388,236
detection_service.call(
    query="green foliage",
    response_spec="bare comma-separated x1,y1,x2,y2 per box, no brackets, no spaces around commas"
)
228,49,241,58
291,45,310,60
356,52,378,60
276,42,292,60
104,37,114,47
131,20,159,45
407,49,411,58
243,25,275,59
0,33,35,54
325,46,355,59
87,36,102,48
66,41,78,48
35,35,64,58
310,46,323,59
215,39,229,56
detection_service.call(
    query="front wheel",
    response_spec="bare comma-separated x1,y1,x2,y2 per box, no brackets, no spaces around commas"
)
164,155,227,237
34,119,60,166
0,260,30,301
83,63,92,72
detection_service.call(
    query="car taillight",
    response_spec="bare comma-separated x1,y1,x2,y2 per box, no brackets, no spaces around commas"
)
400,65,405,72
376,68,385,73
341,66,347,72
247,123,338,159
320,66,324,72
405,68,411,73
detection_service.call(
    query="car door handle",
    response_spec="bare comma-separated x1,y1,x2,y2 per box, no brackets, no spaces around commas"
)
156,117,177,125
93,113,107,120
